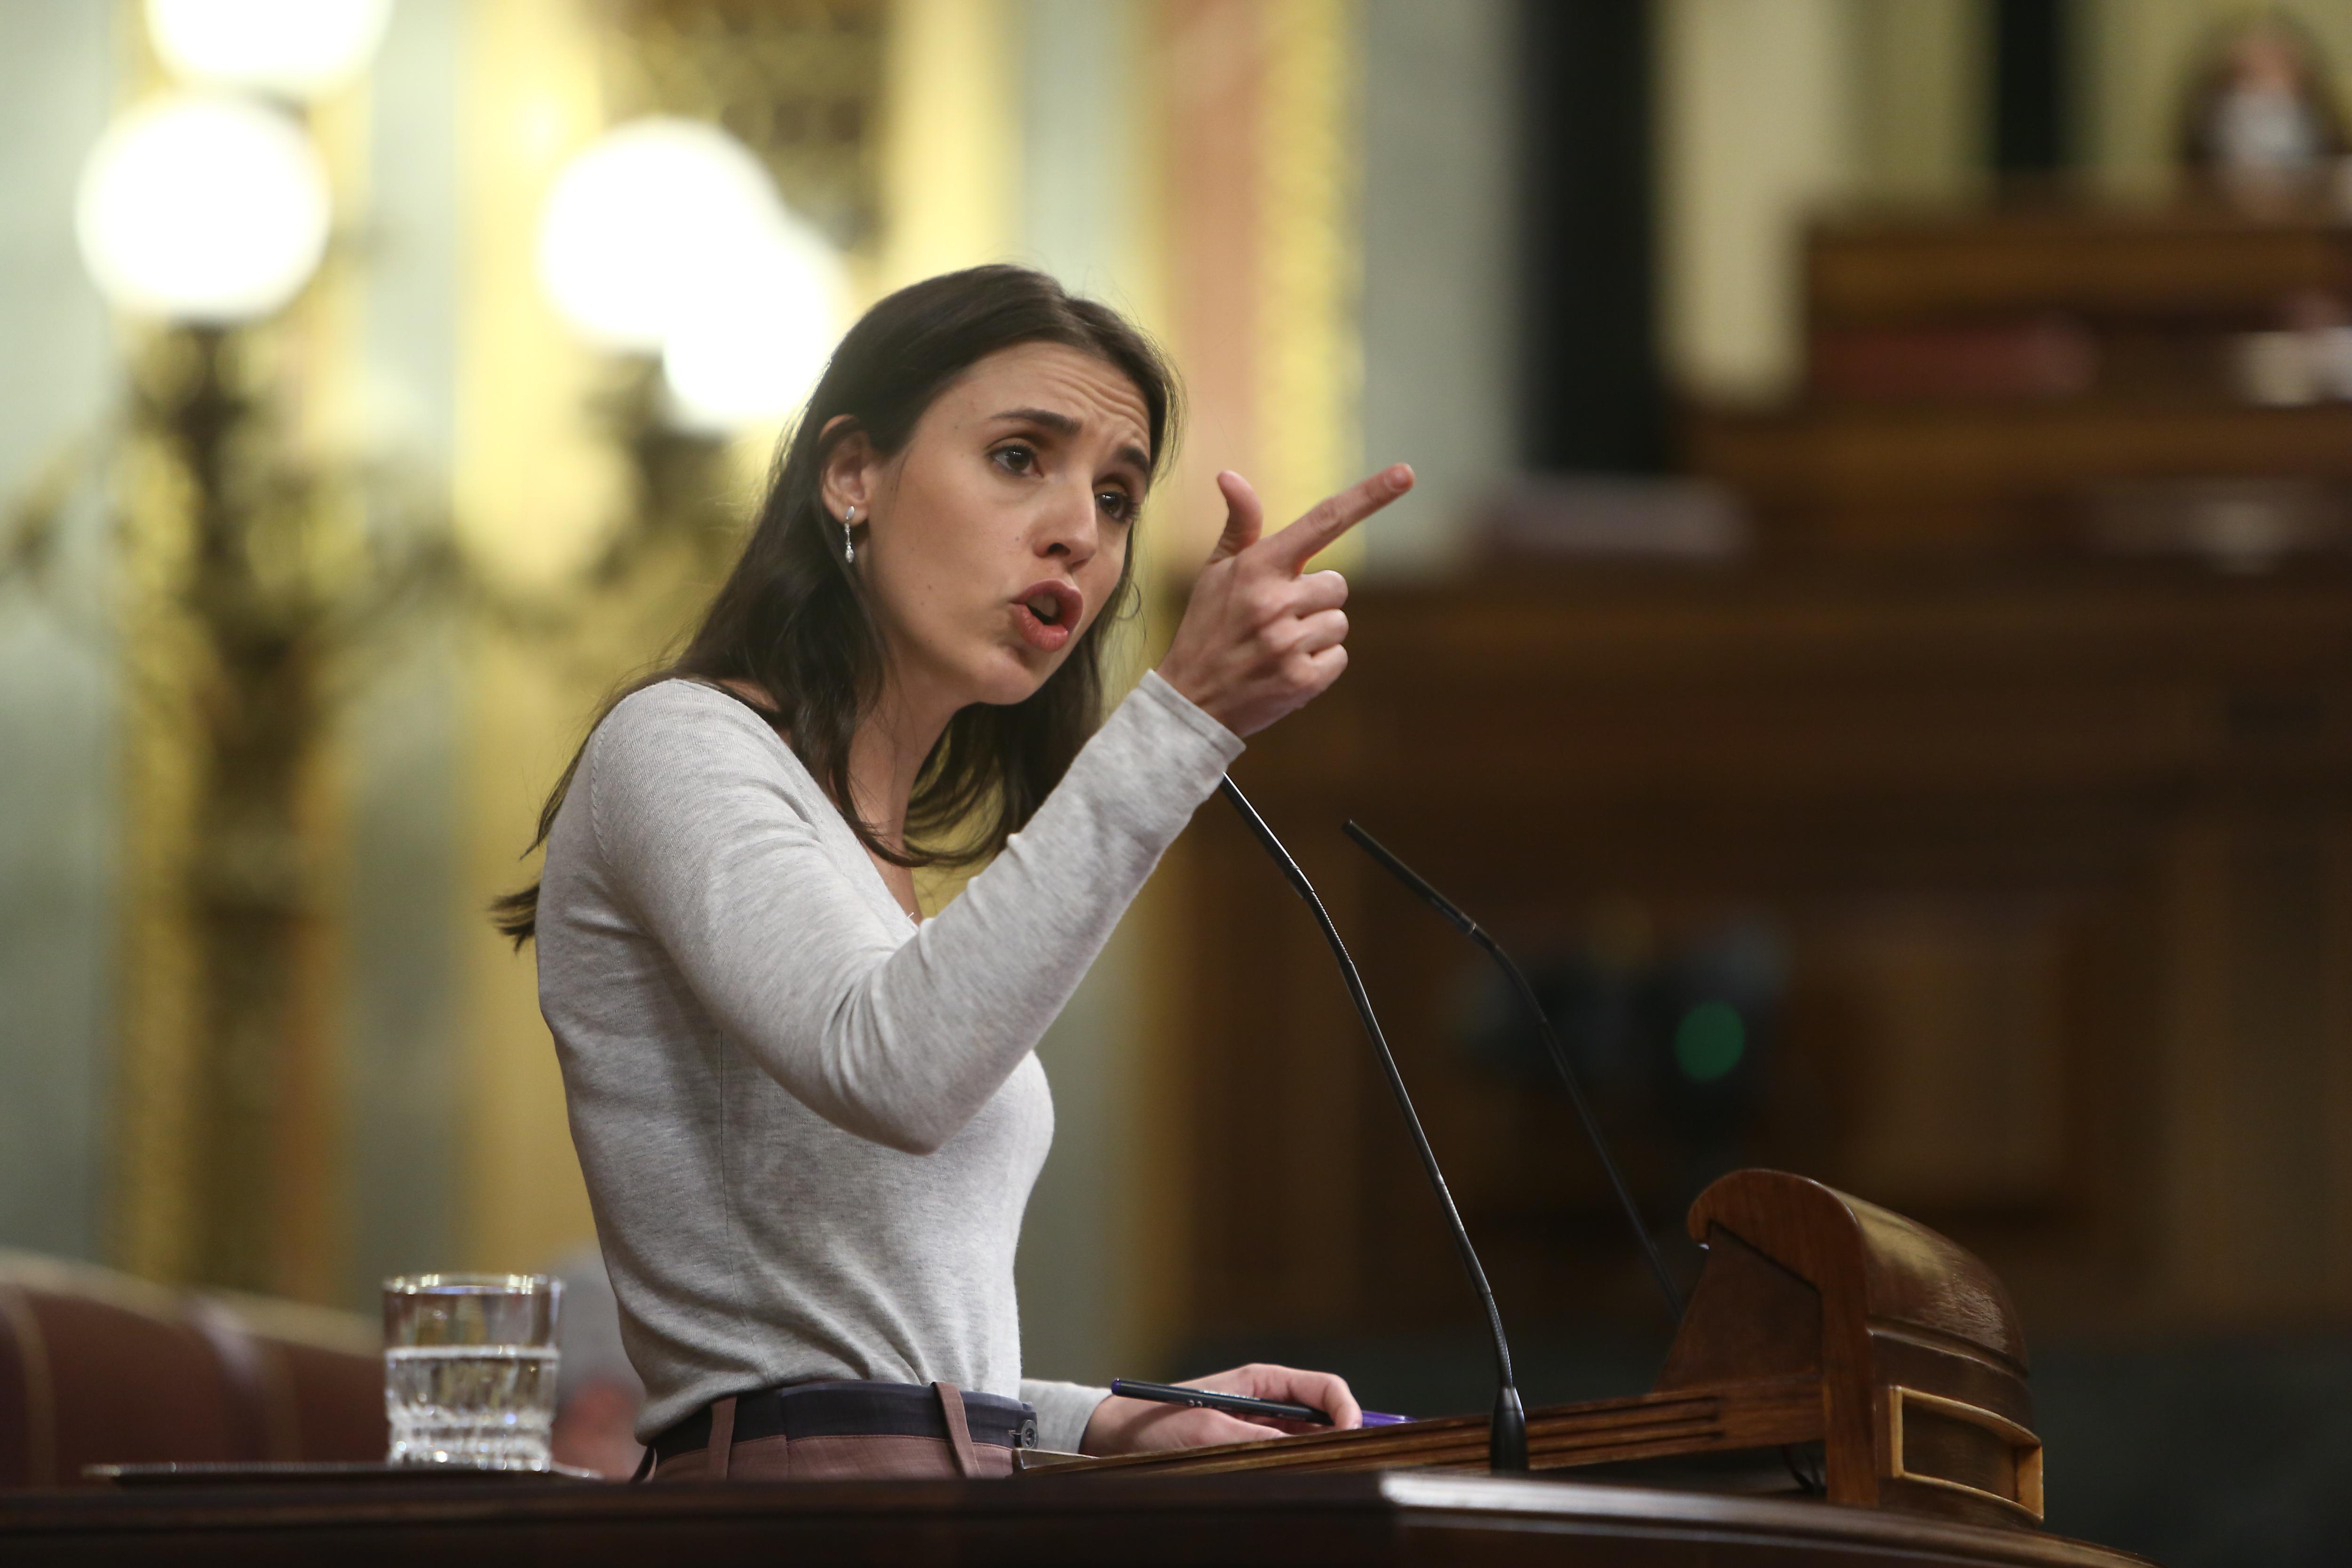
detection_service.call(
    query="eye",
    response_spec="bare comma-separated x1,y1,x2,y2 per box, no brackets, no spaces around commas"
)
992,442,1039,476
1097,488,1136,524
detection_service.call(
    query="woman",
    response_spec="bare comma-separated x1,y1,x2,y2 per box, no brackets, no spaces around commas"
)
498,265,1412,1480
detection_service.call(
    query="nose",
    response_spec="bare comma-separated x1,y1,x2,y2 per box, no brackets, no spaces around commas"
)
1035,475,1099,569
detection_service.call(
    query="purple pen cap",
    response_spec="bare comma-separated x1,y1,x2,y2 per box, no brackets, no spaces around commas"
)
1358,1411,1412,1426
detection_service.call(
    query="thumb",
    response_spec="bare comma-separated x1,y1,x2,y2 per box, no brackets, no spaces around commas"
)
1207,470,1263,565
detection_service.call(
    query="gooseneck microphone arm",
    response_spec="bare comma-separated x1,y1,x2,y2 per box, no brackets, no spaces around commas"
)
1218,778,1528,1473
1343,820,1687,1325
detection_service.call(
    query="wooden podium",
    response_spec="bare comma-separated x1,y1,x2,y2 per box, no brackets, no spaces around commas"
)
0,1471,2151,1567
1036,1170,2050,1535
0,1172,2154,1565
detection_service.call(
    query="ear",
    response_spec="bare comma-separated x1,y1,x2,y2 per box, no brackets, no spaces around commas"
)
817,415,881,522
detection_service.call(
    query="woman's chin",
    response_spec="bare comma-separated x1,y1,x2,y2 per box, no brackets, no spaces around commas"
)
971,650,1057,707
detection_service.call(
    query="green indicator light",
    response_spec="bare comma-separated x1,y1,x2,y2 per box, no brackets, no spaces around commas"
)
1674,1001,1746,1082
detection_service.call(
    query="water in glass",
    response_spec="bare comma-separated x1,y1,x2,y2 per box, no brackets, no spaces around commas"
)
383,1273,563,1471
385,1345,561,1468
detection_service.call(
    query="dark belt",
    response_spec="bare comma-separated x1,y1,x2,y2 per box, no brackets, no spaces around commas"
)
650,1380,1040,1465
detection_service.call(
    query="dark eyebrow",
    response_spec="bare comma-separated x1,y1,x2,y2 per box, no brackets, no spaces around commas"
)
992,406,1079,436
990,407,1153,486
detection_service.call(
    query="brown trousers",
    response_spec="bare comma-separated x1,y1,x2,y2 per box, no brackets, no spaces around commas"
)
649,1381,1016,1482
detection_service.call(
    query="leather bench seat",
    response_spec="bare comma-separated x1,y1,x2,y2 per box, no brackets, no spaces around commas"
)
0,1250,382,1486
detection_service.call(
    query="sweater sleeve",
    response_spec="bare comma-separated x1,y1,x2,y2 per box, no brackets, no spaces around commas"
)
583,671,1241,1154
1020,1378,1112,1455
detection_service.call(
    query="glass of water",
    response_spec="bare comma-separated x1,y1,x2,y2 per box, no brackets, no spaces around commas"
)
383,1274,564,1470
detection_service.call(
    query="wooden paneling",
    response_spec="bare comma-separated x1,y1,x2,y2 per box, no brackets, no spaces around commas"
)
1692,207,2352,557
1165,564,2352,1345
1807,208,2352,326
1700,402,2352,503
0,1471,2158,1567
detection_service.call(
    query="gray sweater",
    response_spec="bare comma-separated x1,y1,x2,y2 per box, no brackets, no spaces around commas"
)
536,673,1243,1448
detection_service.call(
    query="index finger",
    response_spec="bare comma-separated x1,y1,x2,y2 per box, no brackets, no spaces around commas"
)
1219,1364,1363,1429
1254,464,1414,574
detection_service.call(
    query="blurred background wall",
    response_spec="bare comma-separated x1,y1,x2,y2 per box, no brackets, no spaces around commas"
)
0,0,118,1268
5,1,2352,1559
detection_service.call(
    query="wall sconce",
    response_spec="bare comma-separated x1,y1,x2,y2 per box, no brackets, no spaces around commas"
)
50,0,394,1294
6,6,849,1295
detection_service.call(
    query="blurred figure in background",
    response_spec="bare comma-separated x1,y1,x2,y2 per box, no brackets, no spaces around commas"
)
2178,13,2347,208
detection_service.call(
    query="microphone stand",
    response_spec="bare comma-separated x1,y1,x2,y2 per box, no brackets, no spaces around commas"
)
1218,778,1528,1473
1343,820,1685,1323
1343,825,1851,1498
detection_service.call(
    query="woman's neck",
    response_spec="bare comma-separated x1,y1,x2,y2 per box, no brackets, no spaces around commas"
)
718,669,949,921
845,672,957,860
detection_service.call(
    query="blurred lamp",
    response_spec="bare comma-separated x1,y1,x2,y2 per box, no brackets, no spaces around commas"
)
77,93,331,324
662,220,847,435
147,0,392,101
537,117,801,354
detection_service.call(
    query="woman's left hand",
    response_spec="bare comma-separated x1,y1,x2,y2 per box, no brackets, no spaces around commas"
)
1078,1363,1363,1456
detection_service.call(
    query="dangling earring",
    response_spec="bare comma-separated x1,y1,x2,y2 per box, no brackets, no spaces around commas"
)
842,504,857,565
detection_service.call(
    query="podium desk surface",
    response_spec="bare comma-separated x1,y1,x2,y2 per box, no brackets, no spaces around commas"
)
2,1470,2157,1568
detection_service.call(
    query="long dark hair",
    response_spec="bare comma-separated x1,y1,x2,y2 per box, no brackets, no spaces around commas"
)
492,265,1178,945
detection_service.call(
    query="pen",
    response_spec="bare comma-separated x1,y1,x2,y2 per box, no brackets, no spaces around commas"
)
1108,1379,1413,1427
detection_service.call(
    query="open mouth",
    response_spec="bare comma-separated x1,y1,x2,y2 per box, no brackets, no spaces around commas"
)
1013,580,1084,652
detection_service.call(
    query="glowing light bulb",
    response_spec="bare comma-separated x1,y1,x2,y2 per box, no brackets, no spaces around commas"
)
147,0,391,101
536,117,797,353
76,93,331,324
661,220,848,435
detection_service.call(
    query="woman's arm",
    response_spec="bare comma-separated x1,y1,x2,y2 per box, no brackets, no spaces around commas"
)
1019,1379,1112,1454
582,672,1239,1153
578,462,1410,1154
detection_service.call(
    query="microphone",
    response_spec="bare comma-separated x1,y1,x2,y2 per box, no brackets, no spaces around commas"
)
1217,778,1528,1473
1342,820,1685,1323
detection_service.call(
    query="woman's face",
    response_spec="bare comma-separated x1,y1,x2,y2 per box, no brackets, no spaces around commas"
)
828,342,1151,714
